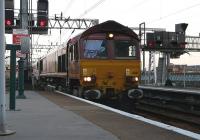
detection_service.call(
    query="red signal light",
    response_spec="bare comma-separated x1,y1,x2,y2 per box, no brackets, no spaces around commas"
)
5,19,12,26
39,20,47,27
180,43,186,48
147,41,155,48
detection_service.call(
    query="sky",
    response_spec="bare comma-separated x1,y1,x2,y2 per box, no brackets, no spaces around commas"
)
8,0,200,65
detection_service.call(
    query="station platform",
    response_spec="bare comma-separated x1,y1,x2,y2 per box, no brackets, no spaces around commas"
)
139,85,200,94
2,90,198,140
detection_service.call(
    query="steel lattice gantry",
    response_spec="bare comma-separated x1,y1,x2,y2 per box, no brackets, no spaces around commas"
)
48,16,99,30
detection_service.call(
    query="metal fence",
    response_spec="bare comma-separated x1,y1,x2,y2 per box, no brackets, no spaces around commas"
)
141,73,200,88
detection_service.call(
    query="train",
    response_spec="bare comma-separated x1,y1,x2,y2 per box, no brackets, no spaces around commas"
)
33,20,143,100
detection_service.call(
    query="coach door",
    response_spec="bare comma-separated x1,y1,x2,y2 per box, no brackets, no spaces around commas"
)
68,42,80,79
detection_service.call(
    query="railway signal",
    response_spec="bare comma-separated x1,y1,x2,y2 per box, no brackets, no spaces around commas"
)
3,0,97,34
4,0,50,34
145,23,188,57
37,0,49,34
5,0,14,33
38,20,47,27
175,23,188,33
5,16,13,26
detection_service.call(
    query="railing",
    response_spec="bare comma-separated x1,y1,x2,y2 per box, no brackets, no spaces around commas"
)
141,73,200,88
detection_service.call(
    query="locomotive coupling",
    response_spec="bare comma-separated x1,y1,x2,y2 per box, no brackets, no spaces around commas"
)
128,89,143,99
84,90,101,99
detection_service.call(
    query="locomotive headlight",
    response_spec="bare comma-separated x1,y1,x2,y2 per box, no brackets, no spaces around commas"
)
86,77,92,82
83,76,92,82
83,75,96,84
107,33,114,39
108,33,114,38
134,77,139,82
126,76,139,83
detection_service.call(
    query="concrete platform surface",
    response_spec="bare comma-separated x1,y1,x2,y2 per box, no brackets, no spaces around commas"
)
2,91,118,140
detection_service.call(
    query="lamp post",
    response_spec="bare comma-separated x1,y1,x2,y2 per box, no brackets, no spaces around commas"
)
0,0,15,135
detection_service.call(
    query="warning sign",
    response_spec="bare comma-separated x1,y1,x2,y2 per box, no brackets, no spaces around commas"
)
13,29,30,58
13,29,29,45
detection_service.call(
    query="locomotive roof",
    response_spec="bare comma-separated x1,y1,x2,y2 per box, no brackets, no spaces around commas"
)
81,20,139,40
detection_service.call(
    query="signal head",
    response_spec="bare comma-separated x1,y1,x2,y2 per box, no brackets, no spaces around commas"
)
39,20,47,27
5,19,12,26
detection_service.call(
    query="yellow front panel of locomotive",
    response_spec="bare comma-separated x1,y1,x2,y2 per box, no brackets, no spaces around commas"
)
82,67,96,76
80,60,141,92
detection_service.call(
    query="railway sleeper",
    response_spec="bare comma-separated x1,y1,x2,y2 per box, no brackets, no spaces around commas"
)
139,98,200,116
141,95,200,109
135,103,200,127
137,99,200,119
142,90,200,105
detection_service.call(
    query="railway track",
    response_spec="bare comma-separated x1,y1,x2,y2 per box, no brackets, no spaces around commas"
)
93,90,200,134
99,100,199,133
134,102,200,132
130,87,200,133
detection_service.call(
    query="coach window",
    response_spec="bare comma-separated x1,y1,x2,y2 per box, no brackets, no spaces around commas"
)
69,45,74,61
58,55,62,72
61,54,66,72
39,60,43,72
74,43,79,61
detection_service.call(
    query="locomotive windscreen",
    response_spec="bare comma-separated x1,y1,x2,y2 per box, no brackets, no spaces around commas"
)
83,39,138,59
114,40,137,59
83,40,107,58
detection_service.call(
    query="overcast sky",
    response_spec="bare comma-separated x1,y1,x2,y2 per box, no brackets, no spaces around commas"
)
47,0,200,35
10,0,200,65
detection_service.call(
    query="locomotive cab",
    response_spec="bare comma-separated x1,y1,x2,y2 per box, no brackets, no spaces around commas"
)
67,20,142,100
